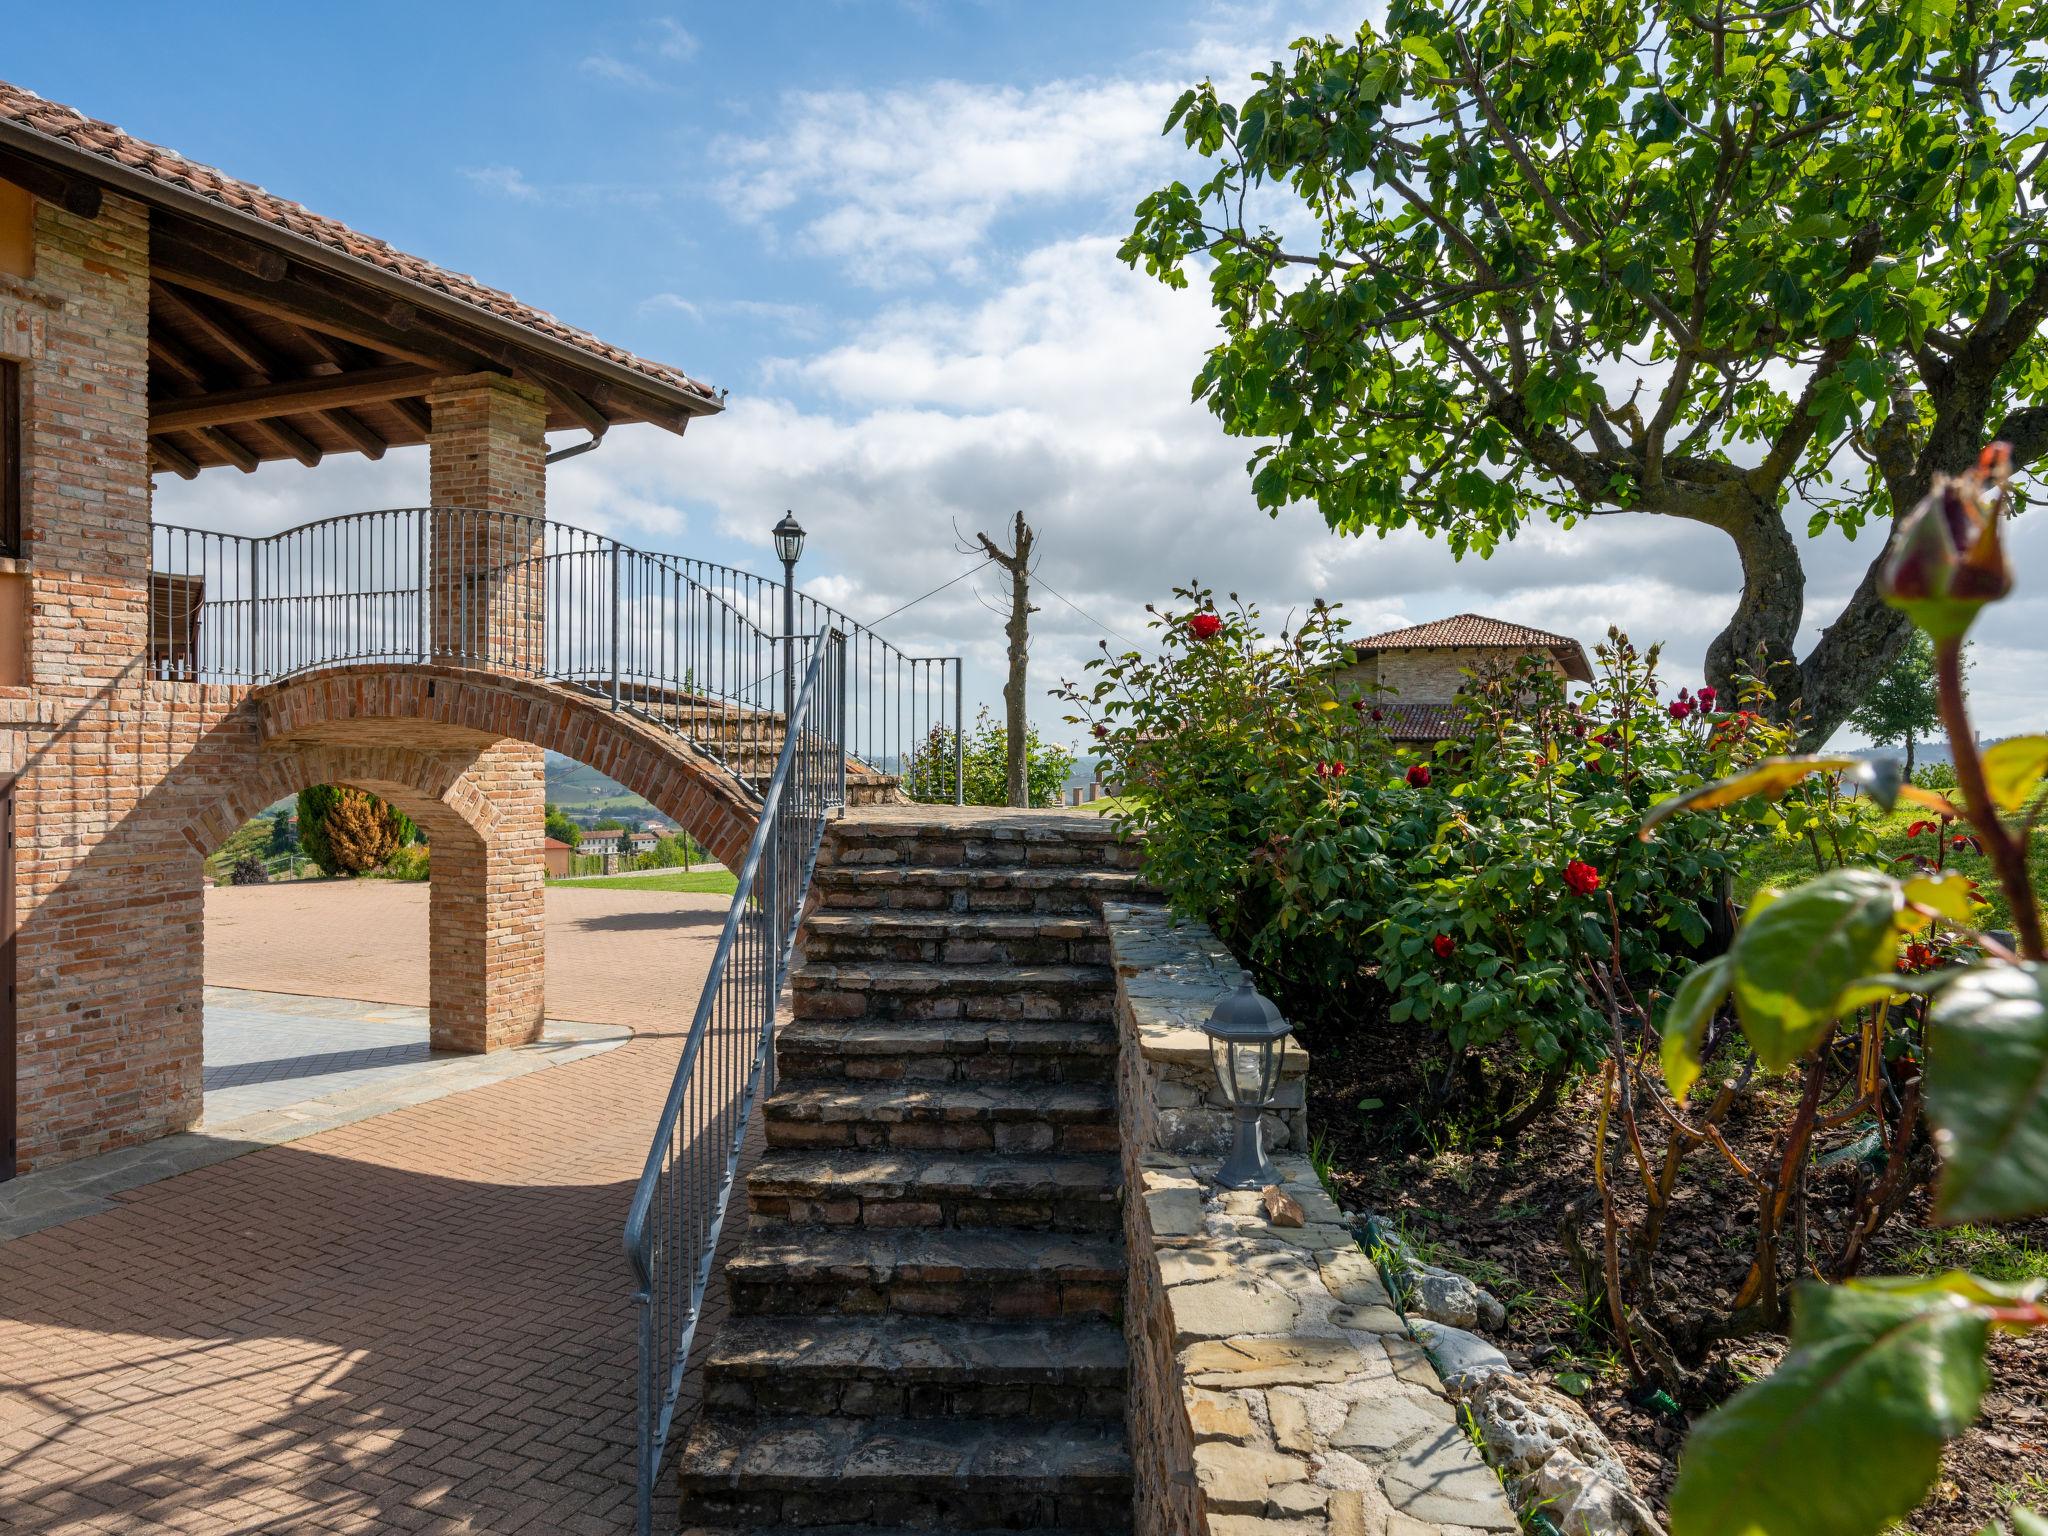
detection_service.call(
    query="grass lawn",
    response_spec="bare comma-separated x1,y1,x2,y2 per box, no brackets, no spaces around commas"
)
1733,796,2048,932
546,867,739,896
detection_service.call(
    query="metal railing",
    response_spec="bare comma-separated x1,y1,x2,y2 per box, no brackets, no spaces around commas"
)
621,628,845,1535
149,508,963,800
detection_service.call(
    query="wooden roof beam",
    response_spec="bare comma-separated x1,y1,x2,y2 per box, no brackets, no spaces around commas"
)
151,364,443,433
199,427,260,474
538,376,609,440
0,146,100,219
150,437,200,480
151,245,471,371
320,408,387,460
249,417,323,468
153,213,287,282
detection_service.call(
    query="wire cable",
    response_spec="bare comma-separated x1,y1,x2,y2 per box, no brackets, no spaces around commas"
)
1035,576,1141,648
867,558,994,631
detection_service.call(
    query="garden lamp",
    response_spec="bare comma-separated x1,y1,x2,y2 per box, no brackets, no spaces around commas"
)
771,512,805,720
1203,978,1293,1189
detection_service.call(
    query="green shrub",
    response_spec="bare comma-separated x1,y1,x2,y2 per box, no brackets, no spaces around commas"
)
904,706,1076,807
1065,589,1801,1121
375,844,430,882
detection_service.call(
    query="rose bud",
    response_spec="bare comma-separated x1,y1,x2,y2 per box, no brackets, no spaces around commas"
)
1882,447,2015,639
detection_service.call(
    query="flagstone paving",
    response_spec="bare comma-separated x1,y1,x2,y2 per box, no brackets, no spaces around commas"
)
0,879,741,1534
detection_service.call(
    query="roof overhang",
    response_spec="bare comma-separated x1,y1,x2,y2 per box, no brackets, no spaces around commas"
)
0,115,722,478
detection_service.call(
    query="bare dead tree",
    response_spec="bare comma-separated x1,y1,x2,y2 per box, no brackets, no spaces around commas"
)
972,511,1036,807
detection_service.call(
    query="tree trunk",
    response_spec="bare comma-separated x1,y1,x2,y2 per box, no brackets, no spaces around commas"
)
975,512,1037,809
1792,544,1919,750
1003,521,1031,807
1703,505,1806,716
1904,728,1916,782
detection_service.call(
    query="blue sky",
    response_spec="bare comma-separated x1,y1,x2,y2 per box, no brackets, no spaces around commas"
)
15,3,2045,739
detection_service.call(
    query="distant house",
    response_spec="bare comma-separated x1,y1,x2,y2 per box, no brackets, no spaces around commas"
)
1335,614,1594,744
579,829,626,858
543,837,576,878
628,830,659,855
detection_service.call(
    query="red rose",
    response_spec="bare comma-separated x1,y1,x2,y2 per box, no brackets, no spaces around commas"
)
1405,763,1431,788
1371,708,1384,723
1668,699,1693,720
1432,933,1456,959
1564,859,1601,896
1187,612,1223,640
1092,723,1108,740
1316,760,1346,780
1696,686,1717,709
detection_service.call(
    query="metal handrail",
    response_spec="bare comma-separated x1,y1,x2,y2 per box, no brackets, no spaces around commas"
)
621,627,845,1535
149,508,963,802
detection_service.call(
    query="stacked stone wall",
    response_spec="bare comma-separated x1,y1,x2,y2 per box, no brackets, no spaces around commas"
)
1110,902,1518,1536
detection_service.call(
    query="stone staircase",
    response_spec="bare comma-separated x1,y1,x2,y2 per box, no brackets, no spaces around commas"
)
677,807,1148,1535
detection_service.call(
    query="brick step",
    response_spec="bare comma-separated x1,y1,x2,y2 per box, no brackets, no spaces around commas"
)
821,821,1142,872
726,1227,1124,1320
802,911,1110,966
790,962,1115,1024
700,1314,1128,1419
764,1082,1117,1153
810,864,1149,914
676,1414,1131,1531
775,1019,1118,1086
746,1149,1120,1232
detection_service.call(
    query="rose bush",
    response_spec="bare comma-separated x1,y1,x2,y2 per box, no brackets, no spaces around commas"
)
1062,590,1797,1127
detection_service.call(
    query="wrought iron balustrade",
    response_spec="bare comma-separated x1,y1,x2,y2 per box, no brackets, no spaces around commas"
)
149,508,962,800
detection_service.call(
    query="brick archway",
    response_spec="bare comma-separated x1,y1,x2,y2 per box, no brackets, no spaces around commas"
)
246,665,761,872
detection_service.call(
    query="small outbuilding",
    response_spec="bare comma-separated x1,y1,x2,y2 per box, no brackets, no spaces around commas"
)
1336,613,1594,744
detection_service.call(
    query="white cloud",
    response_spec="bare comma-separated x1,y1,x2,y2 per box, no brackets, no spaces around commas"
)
654,18,700,61
463,164,540,201
581,53,659,90
714,78,1181,284
639,292,703,320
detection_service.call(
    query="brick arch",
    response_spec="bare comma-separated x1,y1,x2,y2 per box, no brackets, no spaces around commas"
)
246,664,760,871
176,740,509,863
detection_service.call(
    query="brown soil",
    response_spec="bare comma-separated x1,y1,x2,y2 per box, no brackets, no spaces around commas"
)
1304,1019,2048,1534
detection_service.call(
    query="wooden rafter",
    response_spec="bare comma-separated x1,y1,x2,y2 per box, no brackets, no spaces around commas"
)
320,408,387,460
150,437,200,480
201,426,260,474
150,364,442,433
0,146,100,218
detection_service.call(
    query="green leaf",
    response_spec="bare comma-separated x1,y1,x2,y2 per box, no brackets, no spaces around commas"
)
1729,869,1903,1071
1660,955,1733,1101
1901,871,1979,929
1926,963,2048,1222
1398,35,1446,75
1669,1278,1991,1536
1980,734,2048,813
1640,756,1862,836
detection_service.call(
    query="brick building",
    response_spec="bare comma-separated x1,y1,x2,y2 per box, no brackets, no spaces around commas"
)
0,82,735,1179
1334,613,1595,744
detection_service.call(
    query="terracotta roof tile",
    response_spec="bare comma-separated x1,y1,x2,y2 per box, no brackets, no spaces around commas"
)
1354,612,1594,684
0,80,717,410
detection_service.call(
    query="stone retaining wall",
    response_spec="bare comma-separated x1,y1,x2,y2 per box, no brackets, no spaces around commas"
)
1108,902,1518,1536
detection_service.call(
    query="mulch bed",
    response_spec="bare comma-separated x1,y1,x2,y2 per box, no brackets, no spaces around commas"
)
1303,1017,2048,1534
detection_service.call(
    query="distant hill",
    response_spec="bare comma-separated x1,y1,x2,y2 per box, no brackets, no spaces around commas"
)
544,751,660,826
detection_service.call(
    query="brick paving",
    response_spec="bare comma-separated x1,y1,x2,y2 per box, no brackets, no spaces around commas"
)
0,879,748,1534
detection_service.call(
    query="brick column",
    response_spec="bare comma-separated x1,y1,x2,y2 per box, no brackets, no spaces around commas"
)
428,742,547,1052
426,372,547,672
426,377,548,1053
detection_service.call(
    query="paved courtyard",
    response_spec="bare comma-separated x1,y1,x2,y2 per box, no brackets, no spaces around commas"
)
0,878,747,1534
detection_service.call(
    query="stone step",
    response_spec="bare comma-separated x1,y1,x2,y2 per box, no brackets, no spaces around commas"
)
820,812,1139,873
726,1227,1124,1320
802,911,1110,966
763,1082,1117,1153
775,1019,1118,1086
810,863,1150,914
790,962,1115,1025
700,1314,1128,1420
678,1414,1131,1531
746,1149,1120,1232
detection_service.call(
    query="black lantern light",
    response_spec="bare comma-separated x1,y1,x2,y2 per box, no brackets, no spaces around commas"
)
771,512,806,720
1203,978,1293,1189
771,511,807,568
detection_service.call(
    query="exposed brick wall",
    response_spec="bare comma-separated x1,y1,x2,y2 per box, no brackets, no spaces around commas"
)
0,217,759,1172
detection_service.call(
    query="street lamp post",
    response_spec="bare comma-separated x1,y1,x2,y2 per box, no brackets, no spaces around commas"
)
771,512,806,725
